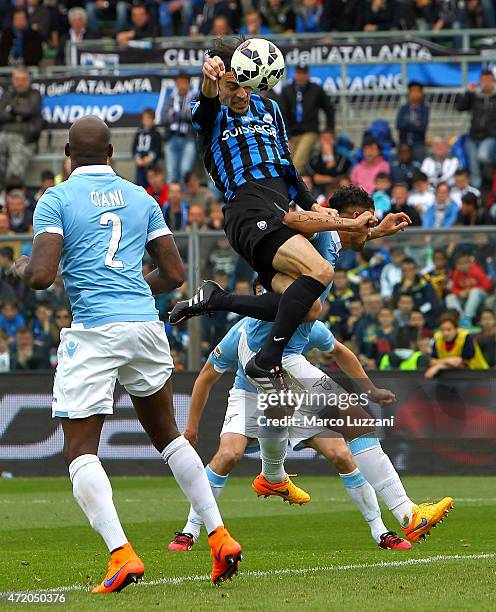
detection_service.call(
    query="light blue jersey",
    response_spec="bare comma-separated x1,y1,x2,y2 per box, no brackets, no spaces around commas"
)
209,317,335,392
33,165,170,328
246,230,342,355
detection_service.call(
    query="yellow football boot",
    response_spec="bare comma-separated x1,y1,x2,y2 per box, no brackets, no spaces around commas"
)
402,497,454,543
252,474,310,505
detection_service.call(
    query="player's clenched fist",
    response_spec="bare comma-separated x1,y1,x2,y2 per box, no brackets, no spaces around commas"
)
203,56,226,81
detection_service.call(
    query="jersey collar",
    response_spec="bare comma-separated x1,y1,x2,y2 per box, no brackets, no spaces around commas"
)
71,165,115,176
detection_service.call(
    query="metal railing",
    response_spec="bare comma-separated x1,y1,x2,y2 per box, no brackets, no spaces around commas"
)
4,226,495,371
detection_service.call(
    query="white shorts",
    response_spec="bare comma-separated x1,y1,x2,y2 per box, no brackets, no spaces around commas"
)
237,328,346,451
220,388,260,452
52,320,173,419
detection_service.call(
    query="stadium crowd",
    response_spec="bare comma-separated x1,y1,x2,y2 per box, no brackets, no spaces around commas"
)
0,3,495,372
2,0,496,66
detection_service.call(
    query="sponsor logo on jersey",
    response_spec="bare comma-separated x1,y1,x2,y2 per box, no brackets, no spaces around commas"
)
257,220,267,230
221,123,277,141
262,113,273,124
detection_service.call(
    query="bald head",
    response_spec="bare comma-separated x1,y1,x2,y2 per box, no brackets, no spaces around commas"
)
65,116,113,170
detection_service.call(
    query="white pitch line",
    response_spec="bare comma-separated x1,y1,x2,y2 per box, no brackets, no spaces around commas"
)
4,553,495,595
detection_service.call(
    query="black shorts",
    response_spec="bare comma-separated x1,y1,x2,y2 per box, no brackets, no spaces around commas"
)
223,178,299,290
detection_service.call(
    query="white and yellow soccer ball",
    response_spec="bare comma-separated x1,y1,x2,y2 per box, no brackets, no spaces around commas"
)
231,38,285,92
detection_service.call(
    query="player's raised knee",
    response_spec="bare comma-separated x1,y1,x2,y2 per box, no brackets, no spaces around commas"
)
314,262,334,287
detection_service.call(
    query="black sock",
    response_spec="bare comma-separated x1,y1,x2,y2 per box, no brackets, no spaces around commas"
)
256,275,326,369
209,291,281,321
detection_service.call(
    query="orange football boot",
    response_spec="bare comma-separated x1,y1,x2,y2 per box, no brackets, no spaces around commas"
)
252,474,310,505
402,497,454,543
208,526,242,585
92,543,144,593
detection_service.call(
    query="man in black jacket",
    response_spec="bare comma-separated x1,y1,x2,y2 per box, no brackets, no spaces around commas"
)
0,67,43,190
456,70,496,188
279,63,335,174
0,8,43,67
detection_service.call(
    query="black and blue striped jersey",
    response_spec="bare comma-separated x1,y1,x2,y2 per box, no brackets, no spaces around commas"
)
190,92,315,208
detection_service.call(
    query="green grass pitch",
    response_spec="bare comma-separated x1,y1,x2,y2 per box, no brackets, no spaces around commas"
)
1,475,495,611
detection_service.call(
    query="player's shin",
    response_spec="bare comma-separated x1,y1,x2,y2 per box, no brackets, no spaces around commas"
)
69,454,128,551
162,435,224,534
183,465,229,540
348,434,415,528
339,468,388,543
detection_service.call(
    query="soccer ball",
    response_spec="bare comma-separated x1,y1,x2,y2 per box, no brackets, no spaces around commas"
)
231,38,285,92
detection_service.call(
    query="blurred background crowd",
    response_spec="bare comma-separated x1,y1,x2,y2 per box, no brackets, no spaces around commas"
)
0,0,495,373
3,0,496,66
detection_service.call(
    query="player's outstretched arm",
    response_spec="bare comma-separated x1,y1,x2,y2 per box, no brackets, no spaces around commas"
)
184,361,222,447
202,56,225,98
14,233,62,289
331,340,395,406
368,212,411,240
145,234,185,295
283,210,377,237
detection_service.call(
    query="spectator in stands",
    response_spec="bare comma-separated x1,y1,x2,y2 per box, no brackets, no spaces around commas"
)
407,170,435,215
372,172,392,220
446,252,492,327
379,325,430,370
146,164,168,206
321,0,361,31
0,329,10,372
409,309,433,339
456,191,481,225
6,190,33,234
456,70,496,189
394,292,415,327
0,8,43,66
375,306,397,361
162,182,188,231
240,9,272,35
0,300,25,342
132,108,162,188
86,0,129,37
211,15,231,36
308,132,351,191
295,0,323,32
27,0,55,45
207,202,224,229
421,136,459,187
393,257,439,325
198,0,239,36
188,203,207,230
450,167,480,208
426,309,488,378
396,81,429,162
59,7,95,65
259,0,295,33
161,73,195,185
390,143,421,188
422,182,459,228
10,327,50,370
324,268,356,338
31,301,53,346
351,136,390,195
360,0,398,31
354,292,383,362
279,63,335,174
116,2,160,47
34,170,55,203
342,298,364,341
184,172,215,209
0,67,42,190
474,309,496,367
423,248,449,300
380,246,405,301
49,305,72,353
390,182,421,225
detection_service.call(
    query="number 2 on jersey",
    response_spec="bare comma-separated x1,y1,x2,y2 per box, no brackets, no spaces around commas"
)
100,212,124,269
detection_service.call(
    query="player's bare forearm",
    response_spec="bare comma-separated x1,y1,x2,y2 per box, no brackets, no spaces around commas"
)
201,56,225,98
283,210,376,235
145,234,185,295
15,233,62,289
184,362,221,446
201,75,219,98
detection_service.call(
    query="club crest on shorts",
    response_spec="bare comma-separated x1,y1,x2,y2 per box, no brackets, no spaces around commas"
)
257,220,267,230
66,340,79,358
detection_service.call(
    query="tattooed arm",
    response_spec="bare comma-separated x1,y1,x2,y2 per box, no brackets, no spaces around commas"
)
283,210,377,236
145,234,185,295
